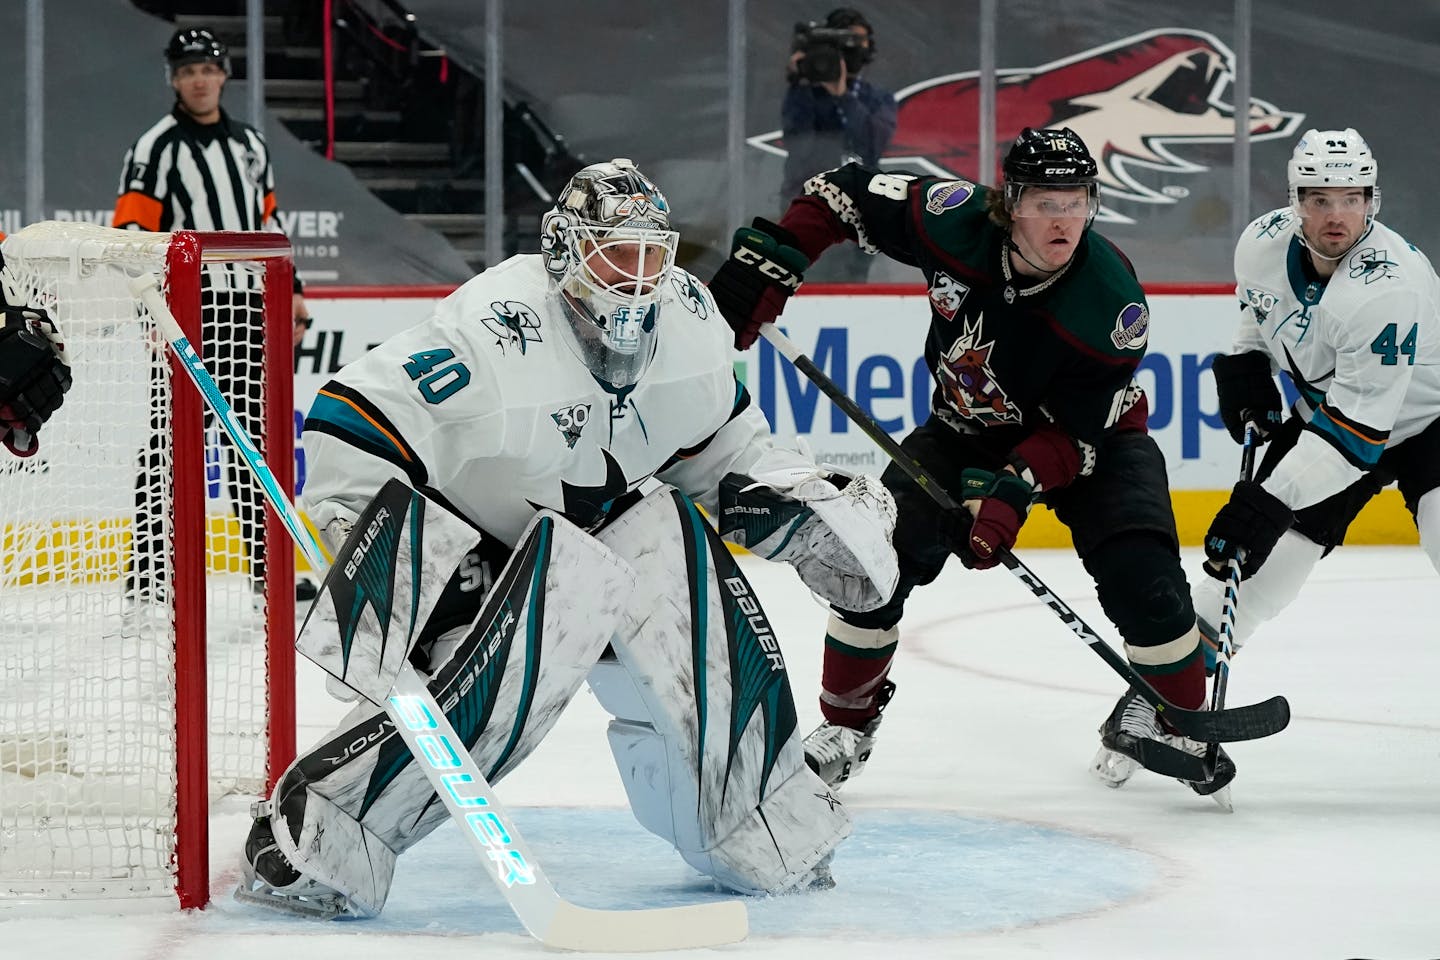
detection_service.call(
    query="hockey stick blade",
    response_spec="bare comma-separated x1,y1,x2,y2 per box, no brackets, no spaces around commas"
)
757,325,1293,747
133,273,748,949
541,899,749,953
1154,693,1290,743
1129,738,1212,782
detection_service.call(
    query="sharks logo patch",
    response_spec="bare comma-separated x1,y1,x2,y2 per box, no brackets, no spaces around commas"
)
480,300,543,354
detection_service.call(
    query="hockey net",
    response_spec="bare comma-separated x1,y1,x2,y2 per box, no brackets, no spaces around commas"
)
0,224,297,908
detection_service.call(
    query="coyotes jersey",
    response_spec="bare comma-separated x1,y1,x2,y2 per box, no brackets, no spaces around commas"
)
787,164,1149,466
1232,208,1440,509
302,257,802,547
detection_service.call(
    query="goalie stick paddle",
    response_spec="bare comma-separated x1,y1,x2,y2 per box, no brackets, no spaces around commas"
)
132,274,748,951
757,324,1290,745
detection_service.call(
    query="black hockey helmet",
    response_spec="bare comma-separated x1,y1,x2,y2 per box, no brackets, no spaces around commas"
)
166,27,231,79
1001,127,1099,223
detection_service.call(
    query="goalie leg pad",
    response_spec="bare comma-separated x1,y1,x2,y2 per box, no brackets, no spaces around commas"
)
244,511,635,916
592,487,852,894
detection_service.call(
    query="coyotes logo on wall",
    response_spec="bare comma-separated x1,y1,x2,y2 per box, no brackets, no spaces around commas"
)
751,29,1304,225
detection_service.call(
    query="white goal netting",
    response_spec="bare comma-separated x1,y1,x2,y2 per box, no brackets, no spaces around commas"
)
0,222,291,902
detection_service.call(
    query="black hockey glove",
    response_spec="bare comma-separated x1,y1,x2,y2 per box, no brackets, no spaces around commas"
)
1211,351,1284,445
1203,480,1294,581
707,217,808,350
0,304,72,457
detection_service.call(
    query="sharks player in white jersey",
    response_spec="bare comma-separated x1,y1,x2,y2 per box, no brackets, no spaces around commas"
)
237,159,900,917
1193,128,1440,671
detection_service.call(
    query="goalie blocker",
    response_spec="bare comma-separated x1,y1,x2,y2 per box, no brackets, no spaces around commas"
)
241,481,849,917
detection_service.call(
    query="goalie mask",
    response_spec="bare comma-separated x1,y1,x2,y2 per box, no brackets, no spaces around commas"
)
541,159,679,389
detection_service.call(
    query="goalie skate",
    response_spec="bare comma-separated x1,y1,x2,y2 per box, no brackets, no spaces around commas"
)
233,807,355,920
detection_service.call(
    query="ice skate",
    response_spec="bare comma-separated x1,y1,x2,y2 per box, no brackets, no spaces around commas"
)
804,680,893,789
1093,689,1237,807
233,805,354,919
803,718,880,789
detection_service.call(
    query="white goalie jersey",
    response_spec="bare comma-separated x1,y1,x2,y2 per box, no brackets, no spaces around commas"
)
301,256,808,547
1231,208,1440,509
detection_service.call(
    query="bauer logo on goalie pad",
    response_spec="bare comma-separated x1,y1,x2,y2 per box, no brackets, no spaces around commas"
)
722,576,785,673
344,506,393,579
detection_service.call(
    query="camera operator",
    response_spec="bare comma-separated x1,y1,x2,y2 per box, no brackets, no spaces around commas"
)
781,8,896,208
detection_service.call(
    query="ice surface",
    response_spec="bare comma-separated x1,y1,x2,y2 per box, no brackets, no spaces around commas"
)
4,547,1436,958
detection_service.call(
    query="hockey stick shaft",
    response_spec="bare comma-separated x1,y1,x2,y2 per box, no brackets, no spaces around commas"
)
1210,423,1258,714
758,324,1288,743
134,274,745,950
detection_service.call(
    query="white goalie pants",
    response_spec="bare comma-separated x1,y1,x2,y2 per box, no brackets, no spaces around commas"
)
260,486,850,914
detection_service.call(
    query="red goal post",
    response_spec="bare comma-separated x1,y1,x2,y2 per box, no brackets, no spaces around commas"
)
0,225,298,909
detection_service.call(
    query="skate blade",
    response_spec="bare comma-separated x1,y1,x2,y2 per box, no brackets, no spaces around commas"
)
233,882,351,920
1208,785,1234,813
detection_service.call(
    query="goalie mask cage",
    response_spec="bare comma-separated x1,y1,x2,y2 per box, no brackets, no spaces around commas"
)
0,224,297,909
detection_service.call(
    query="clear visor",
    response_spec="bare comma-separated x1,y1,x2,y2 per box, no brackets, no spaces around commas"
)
1006,183,1100,220
1292,187,1380,220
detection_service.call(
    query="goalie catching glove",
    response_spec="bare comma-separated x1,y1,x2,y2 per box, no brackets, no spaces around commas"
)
718,467,898,612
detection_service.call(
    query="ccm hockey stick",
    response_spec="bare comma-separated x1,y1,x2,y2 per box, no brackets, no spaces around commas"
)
133,274,747,951
758,324,1289,746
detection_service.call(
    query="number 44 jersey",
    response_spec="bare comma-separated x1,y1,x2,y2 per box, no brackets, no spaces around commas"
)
1232,207,1440,509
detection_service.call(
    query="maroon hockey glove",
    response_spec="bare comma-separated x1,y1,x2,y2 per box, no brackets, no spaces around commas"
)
956,468,1034,570
707,218,808,350
1203,480,1293,580
1211,351,1284,445
0,305,72,457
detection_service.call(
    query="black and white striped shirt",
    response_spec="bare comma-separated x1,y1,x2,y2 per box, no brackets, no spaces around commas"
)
115,105,298,292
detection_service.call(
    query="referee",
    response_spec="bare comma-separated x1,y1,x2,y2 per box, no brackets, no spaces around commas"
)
115,26,313,606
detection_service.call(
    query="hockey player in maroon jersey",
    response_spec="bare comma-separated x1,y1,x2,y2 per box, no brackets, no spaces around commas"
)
709,127,1234,800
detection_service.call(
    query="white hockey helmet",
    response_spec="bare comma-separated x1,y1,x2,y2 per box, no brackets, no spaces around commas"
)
540,159,679,388
1287,127,1380,218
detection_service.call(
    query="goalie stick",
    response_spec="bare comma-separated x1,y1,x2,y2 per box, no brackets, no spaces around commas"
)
132,273,748,951
757,324,1290,747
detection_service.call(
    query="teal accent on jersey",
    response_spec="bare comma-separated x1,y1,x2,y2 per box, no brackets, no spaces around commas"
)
1285,236,1328,305
1310,406,1386,466
305,387,426,489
